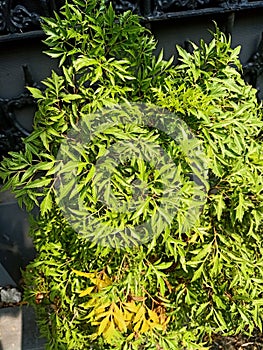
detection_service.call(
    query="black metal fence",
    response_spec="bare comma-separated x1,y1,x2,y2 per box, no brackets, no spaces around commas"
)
0,0,262,159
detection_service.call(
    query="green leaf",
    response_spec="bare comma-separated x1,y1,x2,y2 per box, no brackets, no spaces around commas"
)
56,178,76,201
216,193,225,221
62,94,83,102
235,192,245,222
40,190,53,215
153,261,173,270
27,87,44,99
191,263,204,282
190,243,212,263
40,131,50,151
24,177,52,189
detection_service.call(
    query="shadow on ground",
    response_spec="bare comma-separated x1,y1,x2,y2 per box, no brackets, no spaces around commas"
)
21,306,46,350
0,306,45,350
0,197,36,286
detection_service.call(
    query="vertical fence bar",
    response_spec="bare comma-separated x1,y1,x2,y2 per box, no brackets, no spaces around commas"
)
142,0,152,17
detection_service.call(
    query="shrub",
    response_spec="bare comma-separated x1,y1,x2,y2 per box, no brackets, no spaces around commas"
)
0,0,263,349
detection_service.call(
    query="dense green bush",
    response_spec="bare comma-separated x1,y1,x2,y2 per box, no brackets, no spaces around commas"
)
1,0,263,349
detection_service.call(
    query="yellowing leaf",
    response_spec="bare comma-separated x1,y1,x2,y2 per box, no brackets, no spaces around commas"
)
98,315,110,335
86,309,95,320
97,273,112,290
123,301,139,313
123,308,133,322
126,332,135,341
73,269,111,288
133,305,145,324
140,320,150,333
148,309,159,324
161,316,170,331
94,303,111,316
113,303,127,332
104,321,117,343
79,286,95,297
89,332,98,341
82,297,98,308
94,311,113,320
153,323,165,331
134,319,142,332
73,269,95,279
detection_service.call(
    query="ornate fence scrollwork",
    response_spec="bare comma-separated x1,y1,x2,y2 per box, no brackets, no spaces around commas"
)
243,33,263,93
110,0,263,18
1,0,263,34
110,0,141,14
0,64,42,160
145,0,263,18
0,0,61,160
155,0,215,12
0,0,263,160
0,0,62,35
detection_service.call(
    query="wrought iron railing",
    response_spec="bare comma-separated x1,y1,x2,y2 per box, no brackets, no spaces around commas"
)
114,0,263,18
0,0,262,159
0,1,62,37
1,0,263,35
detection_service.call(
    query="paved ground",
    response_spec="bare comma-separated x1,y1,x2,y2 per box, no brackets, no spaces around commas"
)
0,306,46,350
0,263,46,350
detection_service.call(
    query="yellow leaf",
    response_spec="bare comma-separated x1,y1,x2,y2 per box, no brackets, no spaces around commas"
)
133,305,145,324
103,274,112,286
90,278,99,285
134,319,142,332
94,311,112,320
83,297,98,308
86,309,95,320
79,286,95,297
73,269,95,279
113,303,127,332
97,279,109,290
94,302,111,316
148,309,159,324
89,332,98,341
96,273,112,290
126,332,135,341
123,308,133,322
123,301,139,313
104,321,117,343
140,320,150,334
98,316,110,335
